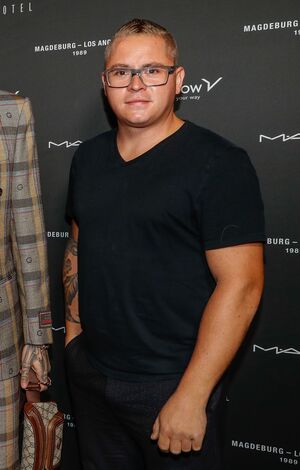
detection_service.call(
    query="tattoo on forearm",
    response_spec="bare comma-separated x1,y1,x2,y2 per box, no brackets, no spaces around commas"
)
63,237,80,324
66,237,78,256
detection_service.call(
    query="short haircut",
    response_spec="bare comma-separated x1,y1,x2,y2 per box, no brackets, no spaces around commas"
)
105,18,178,65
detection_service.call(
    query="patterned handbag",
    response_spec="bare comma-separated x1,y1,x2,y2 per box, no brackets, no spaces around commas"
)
21,402,64,470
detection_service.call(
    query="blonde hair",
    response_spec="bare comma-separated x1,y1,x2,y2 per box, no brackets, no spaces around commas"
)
105,18,178,65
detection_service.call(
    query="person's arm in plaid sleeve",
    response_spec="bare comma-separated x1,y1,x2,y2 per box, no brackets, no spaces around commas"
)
11,97,52,391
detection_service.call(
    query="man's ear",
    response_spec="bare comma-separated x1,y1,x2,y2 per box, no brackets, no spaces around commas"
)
175,67,185,95
101,73,107,96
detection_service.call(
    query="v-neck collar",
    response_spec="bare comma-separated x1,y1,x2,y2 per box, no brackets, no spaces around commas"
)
112,121,189,167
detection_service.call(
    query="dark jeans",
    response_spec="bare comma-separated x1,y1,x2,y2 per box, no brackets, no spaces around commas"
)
65,333,222,470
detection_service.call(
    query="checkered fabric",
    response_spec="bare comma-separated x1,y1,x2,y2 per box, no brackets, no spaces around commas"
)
0,376,20,470
0,90,52,382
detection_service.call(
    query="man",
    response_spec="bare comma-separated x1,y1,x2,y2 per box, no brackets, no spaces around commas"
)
0,91,52,470
64,18,265,470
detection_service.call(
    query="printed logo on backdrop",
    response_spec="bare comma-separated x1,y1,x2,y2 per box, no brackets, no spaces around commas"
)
253,345,300,356
47,231,69,238
34,39,111,57
64,413,76,429
267,237,299,255
259,133,300,143
52,326,66,334
48,141,82,149
176,77,222,102
243,19,300,37
232,440,300,465
1,1,32,16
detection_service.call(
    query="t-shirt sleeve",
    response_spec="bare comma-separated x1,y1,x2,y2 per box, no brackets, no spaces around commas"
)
65,149,79,223
199,146,265,250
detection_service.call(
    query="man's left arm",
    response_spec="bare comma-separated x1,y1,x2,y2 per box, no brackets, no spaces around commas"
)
11,97,52,391
151,242,264,454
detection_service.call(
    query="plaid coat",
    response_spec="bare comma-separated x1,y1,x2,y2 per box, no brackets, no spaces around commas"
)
0,91,52,381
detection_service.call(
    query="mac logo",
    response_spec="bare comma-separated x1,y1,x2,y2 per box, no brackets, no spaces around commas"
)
253,345,300,355
259,133,300,143
48,140,82,149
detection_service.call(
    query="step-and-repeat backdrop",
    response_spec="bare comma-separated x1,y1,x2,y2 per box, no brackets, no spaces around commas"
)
1,1,299,468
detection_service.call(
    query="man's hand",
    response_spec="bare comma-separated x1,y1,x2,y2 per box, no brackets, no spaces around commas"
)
25,368,41,402
20,345,51,392
150,390,207,454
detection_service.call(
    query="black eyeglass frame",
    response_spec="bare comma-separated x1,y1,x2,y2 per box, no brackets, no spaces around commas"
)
103,65,179,88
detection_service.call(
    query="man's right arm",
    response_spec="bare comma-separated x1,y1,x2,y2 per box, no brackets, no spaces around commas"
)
63,220,82,346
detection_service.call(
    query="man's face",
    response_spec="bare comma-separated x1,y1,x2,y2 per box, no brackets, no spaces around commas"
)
102,34,185,128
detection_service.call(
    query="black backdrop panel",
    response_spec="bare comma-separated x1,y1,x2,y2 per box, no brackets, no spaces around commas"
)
1,1,299,468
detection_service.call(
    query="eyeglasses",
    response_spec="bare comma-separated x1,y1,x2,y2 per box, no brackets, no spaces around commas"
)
104,65,178,88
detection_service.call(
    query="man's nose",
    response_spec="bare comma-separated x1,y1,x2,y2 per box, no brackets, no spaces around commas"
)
129,72,146,90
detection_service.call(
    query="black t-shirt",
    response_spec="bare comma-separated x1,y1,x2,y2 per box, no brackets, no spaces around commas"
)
67,121,265,381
